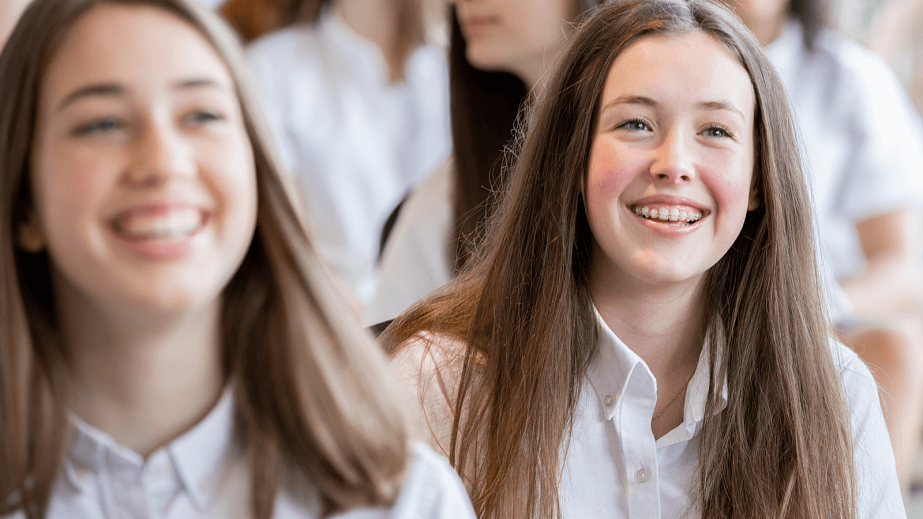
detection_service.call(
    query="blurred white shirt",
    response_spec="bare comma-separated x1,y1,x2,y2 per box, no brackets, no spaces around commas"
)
2,390,476,519
767,20,923,287
246,9,451,304
367,161,454,325
392,308,905,518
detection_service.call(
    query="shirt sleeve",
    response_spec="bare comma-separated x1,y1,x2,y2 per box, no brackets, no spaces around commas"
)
832,342,907,518
835,44,923,223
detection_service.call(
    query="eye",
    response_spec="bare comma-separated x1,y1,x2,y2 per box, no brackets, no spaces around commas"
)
617,118,652,132
700,125,733,139
184,110,224,125
72,117,122,136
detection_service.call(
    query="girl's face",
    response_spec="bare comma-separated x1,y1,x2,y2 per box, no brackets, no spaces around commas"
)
24,3,257,315
452,0,576,84
585,31,758,291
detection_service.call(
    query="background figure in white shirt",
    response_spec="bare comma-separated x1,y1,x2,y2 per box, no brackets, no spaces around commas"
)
725,0,923,490
0,0,475,517
367,0,604,325
383,0,903,517
245,0,451,308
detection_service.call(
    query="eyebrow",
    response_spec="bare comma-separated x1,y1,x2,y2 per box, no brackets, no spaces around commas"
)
601,95,745,120
56,77,228,113
56,83,125,113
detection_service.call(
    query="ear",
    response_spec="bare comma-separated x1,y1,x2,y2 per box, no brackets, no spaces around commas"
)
747,186,760,211
17,211,45,253
747,175,761,211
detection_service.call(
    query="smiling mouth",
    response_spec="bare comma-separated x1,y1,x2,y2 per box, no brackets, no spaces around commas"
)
630,204,704,226
110,207,207,240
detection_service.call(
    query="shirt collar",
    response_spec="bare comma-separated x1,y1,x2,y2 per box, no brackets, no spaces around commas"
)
586,306,728,443
64,387,237,512
319,6,390,86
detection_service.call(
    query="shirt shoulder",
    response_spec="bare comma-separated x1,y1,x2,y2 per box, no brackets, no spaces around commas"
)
827,339,906,519
391,333,468,458
378,444,474,519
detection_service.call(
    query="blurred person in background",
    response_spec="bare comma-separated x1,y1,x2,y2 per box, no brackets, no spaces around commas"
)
245,0,451,309
725,0,923,490
868,0,923,116
367,0,603,325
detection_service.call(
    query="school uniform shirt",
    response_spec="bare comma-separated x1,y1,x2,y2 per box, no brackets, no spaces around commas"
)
391,307,906,518
766,20,923,285
2,390,477,519
366,161,454,325
246,10,452,305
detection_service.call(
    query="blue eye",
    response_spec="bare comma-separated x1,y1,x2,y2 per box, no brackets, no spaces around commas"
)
617,118,652,131
185,110,223,125
701,125,733,138
73,117,121,136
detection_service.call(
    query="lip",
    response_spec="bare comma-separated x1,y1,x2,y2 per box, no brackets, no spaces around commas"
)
459,15,498,36
107,202,210,260
626,195,710,234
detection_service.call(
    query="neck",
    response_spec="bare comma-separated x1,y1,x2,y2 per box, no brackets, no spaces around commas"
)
337,0,405,82
57,282,224,458
589,267,705,385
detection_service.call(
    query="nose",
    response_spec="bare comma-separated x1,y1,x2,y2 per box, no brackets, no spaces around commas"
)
649,130,695,184
124,118,195,187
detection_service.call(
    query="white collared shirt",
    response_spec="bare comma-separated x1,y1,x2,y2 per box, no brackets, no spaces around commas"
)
366,160,454,325
766,20,923,286
2,390,477,519
246,10,452,304
392,309,905,518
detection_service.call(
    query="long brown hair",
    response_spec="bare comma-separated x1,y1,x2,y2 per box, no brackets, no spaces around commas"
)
448,0,602,271
385,0,857,517
0,0,410,517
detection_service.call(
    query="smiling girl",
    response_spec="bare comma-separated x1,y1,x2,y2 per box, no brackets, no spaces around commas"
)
384,0,903,517
0,0,475,517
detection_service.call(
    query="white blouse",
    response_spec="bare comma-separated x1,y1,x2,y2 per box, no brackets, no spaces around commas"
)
366,161,454,325
246,10,452,304
391,309,905,518
767,20,923,284
2,391,476,519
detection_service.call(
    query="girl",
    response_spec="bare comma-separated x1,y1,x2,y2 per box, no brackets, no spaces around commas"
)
385,0,903,517
0,0,474,517
245,0,451,307
366,0,602,325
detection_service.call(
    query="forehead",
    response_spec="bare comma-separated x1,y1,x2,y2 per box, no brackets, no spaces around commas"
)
41,3,234,102
600,31,755,118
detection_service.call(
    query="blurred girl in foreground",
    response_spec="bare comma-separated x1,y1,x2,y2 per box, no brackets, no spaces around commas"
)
0,0,474,516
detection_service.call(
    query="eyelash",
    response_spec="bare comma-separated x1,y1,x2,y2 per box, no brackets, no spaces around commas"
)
73,117,122,136
185,110,223,125
701,125,733,139
616,118,652,131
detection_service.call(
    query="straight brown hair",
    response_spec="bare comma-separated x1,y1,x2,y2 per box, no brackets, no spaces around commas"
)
385,0,857,518
0,0,411,517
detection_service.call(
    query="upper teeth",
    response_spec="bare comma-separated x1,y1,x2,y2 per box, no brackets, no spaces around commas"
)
113,208,204,240
632,205,702,223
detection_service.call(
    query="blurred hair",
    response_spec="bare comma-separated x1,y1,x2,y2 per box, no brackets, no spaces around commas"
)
0,0,410,517
448,0,602,271
385,0,856,517
790,0,830,50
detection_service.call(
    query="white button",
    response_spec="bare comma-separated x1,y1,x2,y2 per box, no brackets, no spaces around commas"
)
635,466,651,483
604,395,614,406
